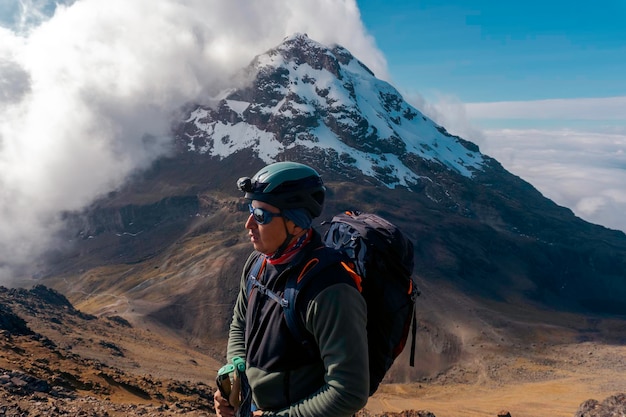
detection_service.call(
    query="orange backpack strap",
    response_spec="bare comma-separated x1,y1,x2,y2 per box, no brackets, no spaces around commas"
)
340,261,362,293
283,246,359,354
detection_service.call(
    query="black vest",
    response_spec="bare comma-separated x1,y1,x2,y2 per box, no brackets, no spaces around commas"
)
244,235,355,372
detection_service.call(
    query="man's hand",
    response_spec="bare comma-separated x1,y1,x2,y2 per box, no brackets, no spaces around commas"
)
214,389,235,417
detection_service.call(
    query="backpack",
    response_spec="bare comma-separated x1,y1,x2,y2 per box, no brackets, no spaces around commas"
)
247,210,419,396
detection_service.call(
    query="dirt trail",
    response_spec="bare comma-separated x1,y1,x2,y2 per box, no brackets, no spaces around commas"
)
369,379,610,417
365,341,626,417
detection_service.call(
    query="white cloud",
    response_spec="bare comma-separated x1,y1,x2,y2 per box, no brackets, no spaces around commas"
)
404,91,486,144
410,94,626,235
478,128,626,232
472,127,626,234
0,0,385,280
465,96,626,120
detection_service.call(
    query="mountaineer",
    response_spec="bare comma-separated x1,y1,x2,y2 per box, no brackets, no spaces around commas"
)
214,161,369,417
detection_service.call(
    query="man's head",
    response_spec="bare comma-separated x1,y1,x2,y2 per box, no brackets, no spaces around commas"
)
237,161,325,228
237,162,325,255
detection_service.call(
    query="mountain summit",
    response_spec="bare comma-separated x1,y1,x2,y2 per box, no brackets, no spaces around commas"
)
178,33,484,187
166,33,626,314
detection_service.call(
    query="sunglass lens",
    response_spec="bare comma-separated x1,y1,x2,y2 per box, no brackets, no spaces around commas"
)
249,205,269,224
253,208,267,224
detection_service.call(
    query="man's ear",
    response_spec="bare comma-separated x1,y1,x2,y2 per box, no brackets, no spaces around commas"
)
285,218,304,235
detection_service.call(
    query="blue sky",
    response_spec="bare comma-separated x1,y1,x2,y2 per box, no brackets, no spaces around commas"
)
358,0,626,103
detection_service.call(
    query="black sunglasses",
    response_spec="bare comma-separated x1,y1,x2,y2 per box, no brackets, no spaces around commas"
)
248,204,283,225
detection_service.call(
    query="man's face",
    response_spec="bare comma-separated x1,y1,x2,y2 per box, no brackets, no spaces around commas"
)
245,200,290,255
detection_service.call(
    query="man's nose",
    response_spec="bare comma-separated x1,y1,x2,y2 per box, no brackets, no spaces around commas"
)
245,214,257,229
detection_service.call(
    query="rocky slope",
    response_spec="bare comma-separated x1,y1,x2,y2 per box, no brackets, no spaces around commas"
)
0,285,220,416
2,285,624,417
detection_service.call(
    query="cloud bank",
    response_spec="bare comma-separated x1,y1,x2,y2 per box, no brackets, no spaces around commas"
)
477,128,626,234
418,95,626,235
466,96,626,121
0,0,385,280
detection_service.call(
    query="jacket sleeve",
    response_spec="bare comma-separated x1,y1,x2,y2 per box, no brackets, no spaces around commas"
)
263,282,369,417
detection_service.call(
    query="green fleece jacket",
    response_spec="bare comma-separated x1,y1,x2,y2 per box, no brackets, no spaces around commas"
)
227,242,369,417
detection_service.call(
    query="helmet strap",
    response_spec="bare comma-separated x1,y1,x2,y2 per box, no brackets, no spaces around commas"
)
270,218,295,259
270,218,311,261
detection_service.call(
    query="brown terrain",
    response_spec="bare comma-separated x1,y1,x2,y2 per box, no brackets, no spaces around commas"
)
2,280,625,417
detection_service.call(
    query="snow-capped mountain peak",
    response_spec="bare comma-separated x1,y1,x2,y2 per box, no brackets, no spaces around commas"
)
177,33,484,189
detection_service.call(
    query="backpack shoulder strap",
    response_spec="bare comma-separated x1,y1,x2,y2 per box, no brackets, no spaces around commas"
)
246,254,292,308
245,245,361,355
283,246,360,353
245,253,264,298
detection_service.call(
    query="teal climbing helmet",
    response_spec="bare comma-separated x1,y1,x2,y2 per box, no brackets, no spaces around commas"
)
237,162,326,218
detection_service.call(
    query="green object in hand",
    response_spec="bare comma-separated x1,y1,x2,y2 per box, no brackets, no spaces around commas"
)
216,357,245,407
